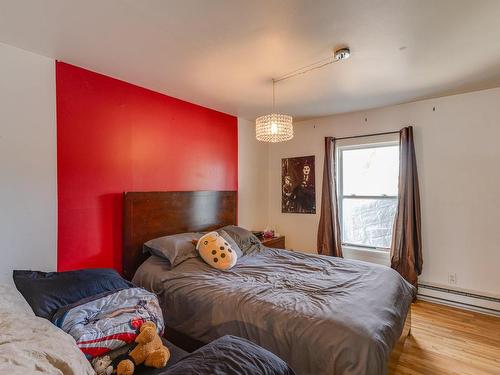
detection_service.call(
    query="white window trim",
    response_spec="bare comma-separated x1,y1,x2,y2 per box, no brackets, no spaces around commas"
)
335,134,399,252
342,244,391,266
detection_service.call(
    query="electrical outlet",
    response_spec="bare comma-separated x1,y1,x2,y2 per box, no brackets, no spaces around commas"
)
448,273,457,285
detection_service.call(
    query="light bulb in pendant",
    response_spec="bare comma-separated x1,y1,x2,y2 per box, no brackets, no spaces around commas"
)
255,79,293,142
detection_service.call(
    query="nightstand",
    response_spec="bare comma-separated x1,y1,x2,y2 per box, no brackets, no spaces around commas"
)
260,235,286,249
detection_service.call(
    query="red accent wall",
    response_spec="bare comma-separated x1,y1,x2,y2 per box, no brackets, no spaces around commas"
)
56,62,237,272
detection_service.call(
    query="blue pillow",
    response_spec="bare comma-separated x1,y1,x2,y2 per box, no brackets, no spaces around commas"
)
13,268,133,320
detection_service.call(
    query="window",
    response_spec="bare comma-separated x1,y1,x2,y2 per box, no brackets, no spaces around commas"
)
337,139,399,250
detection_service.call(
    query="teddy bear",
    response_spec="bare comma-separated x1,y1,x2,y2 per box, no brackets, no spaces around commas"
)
196,231,238,270
116,321,170,375
91,355,114,375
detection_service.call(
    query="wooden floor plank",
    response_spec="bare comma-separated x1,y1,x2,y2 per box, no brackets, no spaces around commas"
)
390,300,500,375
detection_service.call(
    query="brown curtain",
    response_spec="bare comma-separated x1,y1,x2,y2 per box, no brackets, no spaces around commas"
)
317,137,343,257
391,126,422,286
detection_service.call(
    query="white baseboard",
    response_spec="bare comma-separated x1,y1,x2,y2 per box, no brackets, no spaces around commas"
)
417,283,500,317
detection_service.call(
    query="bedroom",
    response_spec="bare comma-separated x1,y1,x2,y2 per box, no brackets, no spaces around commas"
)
0,1,499,374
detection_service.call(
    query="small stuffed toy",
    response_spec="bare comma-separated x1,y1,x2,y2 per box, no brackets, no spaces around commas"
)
116,321,170,375
196,231,237,270
92,355,114,375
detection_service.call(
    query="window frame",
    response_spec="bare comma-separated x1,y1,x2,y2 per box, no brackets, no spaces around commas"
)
336,138,399,251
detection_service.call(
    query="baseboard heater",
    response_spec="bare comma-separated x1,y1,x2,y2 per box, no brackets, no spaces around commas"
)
417,283,500,316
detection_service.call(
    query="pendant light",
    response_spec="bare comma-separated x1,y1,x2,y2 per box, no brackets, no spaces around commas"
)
255,46,351,143
255,79,293,143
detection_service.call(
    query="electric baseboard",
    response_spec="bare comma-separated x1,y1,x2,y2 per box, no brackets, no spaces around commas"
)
417,283,500,317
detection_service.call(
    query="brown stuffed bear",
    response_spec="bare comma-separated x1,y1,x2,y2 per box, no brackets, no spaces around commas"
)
116,321,170,375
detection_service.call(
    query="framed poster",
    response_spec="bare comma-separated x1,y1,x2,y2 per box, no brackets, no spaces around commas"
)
281,155,316,214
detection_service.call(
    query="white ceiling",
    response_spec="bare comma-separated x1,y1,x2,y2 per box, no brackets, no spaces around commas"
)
1,0,500,120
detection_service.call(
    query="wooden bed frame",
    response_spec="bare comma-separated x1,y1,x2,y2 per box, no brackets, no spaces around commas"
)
122,190,411,366
122,190,237,281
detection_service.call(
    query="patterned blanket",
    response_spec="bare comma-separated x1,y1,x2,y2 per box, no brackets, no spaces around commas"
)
52,287,164,359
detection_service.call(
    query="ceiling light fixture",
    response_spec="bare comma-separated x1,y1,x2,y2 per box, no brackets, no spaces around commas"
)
256,47,351,143
255,80,293,143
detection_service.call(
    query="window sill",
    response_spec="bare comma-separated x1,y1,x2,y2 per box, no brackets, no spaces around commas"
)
342,245,390,266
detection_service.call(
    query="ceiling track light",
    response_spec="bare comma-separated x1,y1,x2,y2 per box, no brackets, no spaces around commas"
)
256,47,351,143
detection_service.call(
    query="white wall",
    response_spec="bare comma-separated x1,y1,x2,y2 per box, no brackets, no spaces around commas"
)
0,43,57,284
267,87,500,297
238,117,269,230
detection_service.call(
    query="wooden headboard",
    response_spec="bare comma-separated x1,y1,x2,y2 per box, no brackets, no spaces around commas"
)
122,191,237,280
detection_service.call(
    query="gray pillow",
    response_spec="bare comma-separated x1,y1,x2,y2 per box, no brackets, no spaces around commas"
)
221,225,263,256
144,232,202,267
218,229,243,258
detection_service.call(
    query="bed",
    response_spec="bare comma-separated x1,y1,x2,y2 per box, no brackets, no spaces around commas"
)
123,191,414,375
8,268,295,375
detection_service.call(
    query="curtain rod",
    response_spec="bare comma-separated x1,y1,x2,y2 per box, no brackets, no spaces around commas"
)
332,130,400,141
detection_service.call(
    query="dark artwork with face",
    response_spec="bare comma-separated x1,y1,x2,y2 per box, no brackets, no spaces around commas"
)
281,155,316,214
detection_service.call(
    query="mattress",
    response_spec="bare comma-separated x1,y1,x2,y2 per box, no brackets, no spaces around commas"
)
133,248,415,375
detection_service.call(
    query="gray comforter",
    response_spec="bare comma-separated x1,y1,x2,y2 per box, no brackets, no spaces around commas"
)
133,248,414,375
136,336,295,375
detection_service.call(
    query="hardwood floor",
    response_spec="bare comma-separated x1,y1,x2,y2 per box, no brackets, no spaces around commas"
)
390,300,500,375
